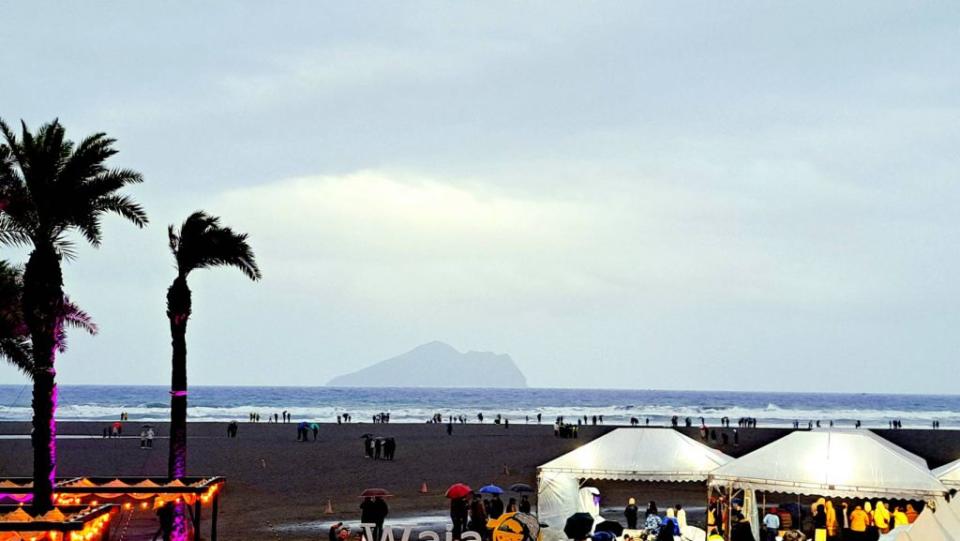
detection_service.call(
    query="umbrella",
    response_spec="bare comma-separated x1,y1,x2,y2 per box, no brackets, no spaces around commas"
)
564,513,594,540
445,483,472,499
509,483,533,493
492,512,541,541
591,531,615,541
359,488,394,498
310,423,320,430
360,433,374,439
478,484,504,495
594,520,623,537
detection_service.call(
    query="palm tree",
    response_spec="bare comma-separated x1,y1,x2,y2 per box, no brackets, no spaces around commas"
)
166,211,259,540
0,119,147,512
166,211,260,480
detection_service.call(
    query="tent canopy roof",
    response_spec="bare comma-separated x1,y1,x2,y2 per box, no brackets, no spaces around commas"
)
932,457,960,487
710,430,947,499
538,428,732,482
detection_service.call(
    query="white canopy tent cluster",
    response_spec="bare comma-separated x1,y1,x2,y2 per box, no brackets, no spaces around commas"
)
537,428,959,540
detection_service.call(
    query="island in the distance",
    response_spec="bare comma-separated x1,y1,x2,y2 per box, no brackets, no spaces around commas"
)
327,341,528,388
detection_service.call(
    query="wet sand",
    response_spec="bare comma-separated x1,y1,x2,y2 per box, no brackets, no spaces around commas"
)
0,422,958,540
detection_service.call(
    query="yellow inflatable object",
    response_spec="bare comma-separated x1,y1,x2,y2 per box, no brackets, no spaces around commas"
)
490,512,542,541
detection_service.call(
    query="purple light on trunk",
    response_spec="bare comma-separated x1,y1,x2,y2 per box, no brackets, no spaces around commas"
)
48,377,58,496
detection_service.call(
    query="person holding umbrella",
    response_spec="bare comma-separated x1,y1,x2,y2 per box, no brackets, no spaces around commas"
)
373,496,389,541
519,495,531,514
446,484,472,540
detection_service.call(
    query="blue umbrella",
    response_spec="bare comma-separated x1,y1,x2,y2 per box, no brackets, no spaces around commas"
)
478,484,504,494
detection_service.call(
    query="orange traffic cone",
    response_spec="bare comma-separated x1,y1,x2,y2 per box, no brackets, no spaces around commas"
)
324,499,334,514
420,482,428,494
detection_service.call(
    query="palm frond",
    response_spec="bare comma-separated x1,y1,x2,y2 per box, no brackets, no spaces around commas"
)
171,211,262,281
0,118,148,252
62,296,97,335
0,337,32,377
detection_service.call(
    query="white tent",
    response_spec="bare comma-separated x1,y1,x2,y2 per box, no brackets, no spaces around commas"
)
934,458,960,487
708,430,949,500
537,428,732,538
886,504,959,541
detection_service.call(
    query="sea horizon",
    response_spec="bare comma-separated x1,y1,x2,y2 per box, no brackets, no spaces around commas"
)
1,384,958,428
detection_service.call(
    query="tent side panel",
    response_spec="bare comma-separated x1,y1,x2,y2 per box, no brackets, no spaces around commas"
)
537,470,579,541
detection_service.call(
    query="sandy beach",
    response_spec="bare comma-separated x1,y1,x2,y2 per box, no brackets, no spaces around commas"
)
1,422,959,540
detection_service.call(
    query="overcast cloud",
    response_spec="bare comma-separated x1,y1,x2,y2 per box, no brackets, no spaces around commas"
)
1,2,958,392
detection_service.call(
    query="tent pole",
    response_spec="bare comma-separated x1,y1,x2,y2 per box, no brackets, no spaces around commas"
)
723,483,733,540
193,498,202,539
211,493,220,541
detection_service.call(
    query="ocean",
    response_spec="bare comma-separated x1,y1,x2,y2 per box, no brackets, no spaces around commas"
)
0,385,957,428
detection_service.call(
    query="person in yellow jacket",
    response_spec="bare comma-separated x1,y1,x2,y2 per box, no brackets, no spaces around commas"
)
825,500,839,537
892,506,909,528
873,501,891,533
849,504,869,534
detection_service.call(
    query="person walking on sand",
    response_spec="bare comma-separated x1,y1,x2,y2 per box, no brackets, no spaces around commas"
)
624,498,639,529
146,427,155,449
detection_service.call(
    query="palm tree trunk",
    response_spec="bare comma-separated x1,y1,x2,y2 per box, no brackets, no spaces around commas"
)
167,276,191,477
22,245,64,513
167,276,191,540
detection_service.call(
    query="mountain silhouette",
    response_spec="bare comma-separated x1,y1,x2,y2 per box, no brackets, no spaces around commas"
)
327,341,527,388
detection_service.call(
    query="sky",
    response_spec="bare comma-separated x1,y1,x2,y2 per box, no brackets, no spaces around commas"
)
1,2,959,392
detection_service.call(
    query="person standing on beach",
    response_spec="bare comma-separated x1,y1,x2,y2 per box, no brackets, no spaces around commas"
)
675,504,687,530
373,496,389,541
451,496,469,540
384,438,396,460
519,495,531,514
625,498,639,529
490,493,504,519
360,497,375,539
468,494,488,540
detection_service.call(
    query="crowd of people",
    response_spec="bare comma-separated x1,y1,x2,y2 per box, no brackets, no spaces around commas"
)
362,435,396,460
450,492,532,540
699,497,923,541
622,499,687,541
759,498,920,541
